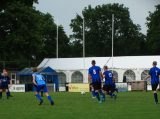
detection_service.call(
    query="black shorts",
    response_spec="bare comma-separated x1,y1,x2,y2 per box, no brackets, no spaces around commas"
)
90,83,93,86
103,84,115,93
151,83,158,91
92,82,102,90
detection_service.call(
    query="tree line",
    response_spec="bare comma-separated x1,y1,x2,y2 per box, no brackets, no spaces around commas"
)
0,0,159,69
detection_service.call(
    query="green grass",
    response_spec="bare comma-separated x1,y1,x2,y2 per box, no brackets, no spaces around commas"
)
0,92,160,119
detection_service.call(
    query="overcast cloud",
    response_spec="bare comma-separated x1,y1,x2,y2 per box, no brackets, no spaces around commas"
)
35,0,160,36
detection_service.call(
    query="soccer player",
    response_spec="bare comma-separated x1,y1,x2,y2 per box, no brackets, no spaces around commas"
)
0,69,12,99
102,66,117,99
32,67,54,105
3,69,13,97
88,60,105,103
145,61,160,104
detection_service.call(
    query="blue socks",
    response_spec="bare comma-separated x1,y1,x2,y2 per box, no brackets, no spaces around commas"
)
36,94,54,105
6,92,9,98
94,90,105,102
47,96,53,103
8,91,10,96
91,90,96,97
154,93,158,103
108,92,114,97
35,94,42,102
99,90,105,99
95,92,100,101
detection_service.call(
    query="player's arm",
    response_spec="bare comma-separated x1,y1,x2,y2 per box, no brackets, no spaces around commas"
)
7,77,12,88
103,74,105,78
99,71,103,80
102,71,106,78
88,74,92,81
144,75,150,80
88,69,92,82
9,78,12,85
144,69,151,80
158,69,160,78
32,75,37,86
41,75,45,81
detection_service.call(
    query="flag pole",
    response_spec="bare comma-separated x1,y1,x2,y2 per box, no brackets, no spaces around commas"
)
56,19,59,58
112,14,114,71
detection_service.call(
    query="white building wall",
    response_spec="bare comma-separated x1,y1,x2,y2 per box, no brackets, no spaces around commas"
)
56,68,149,84
115,69,125,82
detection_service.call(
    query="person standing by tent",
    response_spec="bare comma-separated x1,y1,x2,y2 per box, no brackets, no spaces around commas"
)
88,60,105,103
145,61,160,104
32,67,54,105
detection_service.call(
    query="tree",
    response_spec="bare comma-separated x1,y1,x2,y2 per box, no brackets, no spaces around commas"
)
58,26,70,58
39,16,70,58
0,0,70,69
0,1,42,61
146,4,160,55
70,4,145,57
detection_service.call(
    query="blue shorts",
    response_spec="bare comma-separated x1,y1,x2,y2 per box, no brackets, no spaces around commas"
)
35,85,48,93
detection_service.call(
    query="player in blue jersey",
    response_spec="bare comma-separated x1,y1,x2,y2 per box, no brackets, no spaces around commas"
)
0,69,12,99
88,60,105,103
102,66,117,99
145,61,160,104
32,67,54,105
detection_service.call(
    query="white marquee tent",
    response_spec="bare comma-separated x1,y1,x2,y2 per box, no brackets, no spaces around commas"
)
38,56,160,91
38,56,160,70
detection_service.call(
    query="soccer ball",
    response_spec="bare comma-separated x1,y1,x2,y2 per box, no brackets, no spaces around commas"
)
81,91,85,95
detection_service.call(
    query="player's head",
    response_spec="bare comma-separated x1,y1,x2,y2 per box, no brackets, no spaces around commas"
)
91,60,96,66
152,61,157,66
32,67,38,72
103,65,108,70
2,68,8,76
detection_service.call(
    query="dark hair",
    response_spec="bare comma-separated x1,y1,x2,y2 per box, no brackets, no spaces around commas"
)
103,66,108,70
32,67,38,72
153,61,157,66
91,60,96,65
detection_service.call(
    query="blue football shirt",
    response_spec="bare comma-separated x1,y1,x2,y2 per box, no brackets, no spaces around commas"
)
0,75,10,86
149,67,160,85
103,70,113,85
88,66,102,83
32,73,46,85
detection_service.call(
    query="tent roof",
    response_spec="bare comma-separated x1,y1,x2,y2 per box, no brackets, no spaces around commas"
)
18,66,57,76
38,56,160,70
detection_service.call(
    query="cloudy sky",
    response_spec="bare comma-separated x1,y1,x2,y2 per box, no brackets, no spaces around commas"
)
35,0,160,36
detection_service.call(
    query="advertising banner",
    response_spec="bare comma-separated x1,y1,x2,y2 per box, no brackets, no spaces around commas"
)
116,83,128,92
9,84,25,92
68,83,90,92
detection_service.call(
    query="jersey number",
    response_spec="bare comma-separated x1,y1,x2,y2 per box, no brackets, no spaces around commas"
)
108,73,112,77
93,69,96,74
155,70,158,76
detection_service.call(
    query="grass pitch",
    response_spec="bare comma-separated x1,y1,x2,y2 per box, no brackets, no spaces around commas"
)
0,92,160,119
